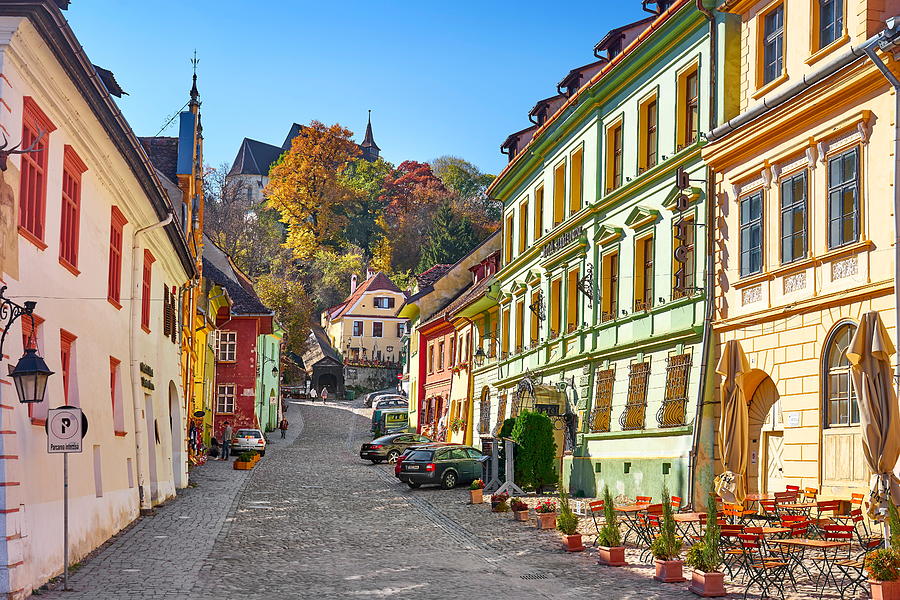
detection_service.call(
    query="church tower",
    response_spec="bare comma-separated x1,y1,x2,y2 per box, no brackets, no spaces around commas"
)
360,110,380,162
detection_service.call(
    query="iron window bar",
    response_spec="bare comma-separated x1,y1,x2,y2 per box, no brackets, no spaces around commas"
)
590,368,616,433
620,361,651,431
657,353,692,428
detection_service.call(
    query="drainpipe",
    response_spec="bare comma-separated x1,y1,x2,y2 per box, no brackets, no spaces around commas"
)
129,212,174,513
687,0,718,510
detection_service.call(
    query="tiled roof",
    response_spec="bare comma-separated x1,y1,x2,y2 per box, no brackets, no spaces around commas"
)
228,137,285,177
138,136,179,184
326,272,402,320
301,324,342,367
202,237,272,316
416,264,453,287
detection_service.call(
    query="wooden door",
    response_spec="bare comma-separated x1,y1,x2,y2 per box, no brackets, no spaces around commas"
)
765,431,785,493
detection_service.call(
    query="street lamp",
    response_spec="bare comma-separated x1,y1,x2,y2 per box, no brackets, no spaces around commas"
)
473,347,486,367
0,287,52,404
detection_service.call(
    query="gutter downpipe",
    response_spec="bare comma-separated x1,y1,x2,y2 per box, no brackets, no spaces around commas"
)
688,0,717,510
129,212,174,513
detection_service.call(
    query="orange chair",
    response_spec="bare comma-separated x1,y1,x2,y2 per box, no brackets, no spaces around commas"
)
670,495,683,512
636,495,652,504
801,487,818,504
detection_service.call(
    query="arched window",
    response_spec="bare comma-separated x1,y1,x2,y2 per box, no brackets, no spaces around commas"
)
824,322,858,427
478,388,491,434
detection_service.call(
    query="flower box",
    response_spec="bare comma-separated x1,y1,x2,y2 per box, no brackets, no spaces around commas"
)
536,512,557,529
871,580,900,600
597,546,627,567
469,489,483,504
654,559,686,583
233,461,253,470
513,510,529,521
562,533,584,552
688,571,726,597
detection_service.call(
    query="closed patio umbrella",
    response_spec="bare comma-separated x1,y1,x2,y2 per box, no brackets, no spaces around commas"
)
847,311,900,522
714,340,751,504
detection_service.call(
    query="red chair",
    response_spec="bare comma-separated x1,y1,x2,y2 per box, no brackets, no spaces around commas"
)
635,495,652,504
670,495,683,512
588,500,606,545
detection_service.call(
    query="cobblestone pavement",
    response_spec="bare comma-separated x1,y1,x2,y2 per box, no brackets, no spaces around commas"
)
38,400,844,599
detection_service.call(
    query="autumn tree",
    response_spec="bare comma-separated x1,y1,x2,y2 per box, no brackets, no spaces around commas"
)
254,274,313,355
432,155,500,235
341,157,394,258
265,121,361,260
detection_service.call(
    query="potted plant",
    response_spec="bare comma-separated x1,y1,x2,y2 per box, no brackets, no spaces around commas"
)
491,491,510,512
596,485,626,566
534,499,557,529
233,451,254,470
510,497,529,521
651,486,685,583
685,493,725,597
866,502,900,600
556,482,584,552
469,479,485,504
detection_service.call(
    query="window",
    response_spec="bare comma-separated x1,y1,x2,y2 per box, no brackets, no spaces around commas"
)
479,389,491,434
739,192,763,277
553,160,566,225
762,5,785,85
216,384,235,413
501,308,510,355
677,67,700,149
59,146,87,273
570,147,583,214
591,368,615,433
534,185,544,240
659,353,692,427
428,344,435,373
60,330,76,405
18,97,54,245
566,268,579,333
396,322,404,337
824,323,858,427
505,213,514,262
673,217,695,298
110,356,125,433
218,331,237,362
108,207,127,308
373,322,383,337
818,0,844,49
530,290,540,345
549,278,562,338
374,297,395,309
606,121,624,191
162,285,178,343
450,336,457,366
515,298,524,351
518,199,529,254
601,251,619,322
140,249,154,332
828,147,859,248
353,321,363,337
634,236,654,311
438,340,445,370
639,95,658,172
781,171,808,264
620,360,651,430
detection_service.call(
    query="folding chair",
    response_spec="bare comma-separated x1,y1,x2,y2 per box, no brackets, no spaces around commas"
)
847,508,883,549
635,513,661,563
836,537,884,599
720,524,746,579
588,500,606,546
813,525,855,593
635,495,652,504
670,495,683,512
801,487,818,504
738,533,790,600
785,484,800,494
813,500,843,537
723,502,754,524
756,499,780,524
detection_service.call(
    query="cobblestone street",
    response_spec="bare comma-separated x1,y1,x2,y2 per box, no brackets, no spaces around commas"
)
37,401,839,599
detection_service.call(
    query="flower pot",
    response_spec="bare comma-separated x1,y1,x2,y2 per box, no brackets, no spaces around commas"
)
233,461,253,470
597,546,627,567
513,510,529,521
469,489,483,504
536,512,557,529
653,559,686,583
688,571,726,597
491,503,508,513
871,580,900,600
562,533,585,552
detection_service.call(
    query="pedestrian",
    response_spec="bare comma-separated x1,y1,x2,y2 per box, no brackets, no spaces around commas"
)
209,437,220,459
221,421,233,460
309,387,318,402
279,417,289,439
321,387,328,403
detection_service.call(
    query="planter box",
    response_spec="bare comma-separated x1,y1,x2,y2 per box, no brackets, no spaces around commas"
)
688,571,726,597
597,546,627,567
654,559,686,583
871,580,900,600
513,510,529,521
469,489,483,504
535,512,557,529
562,533,584,552
233,461,253,470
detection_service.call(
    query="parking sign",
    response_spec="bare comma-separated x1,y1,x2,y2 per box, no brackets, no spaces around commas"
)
47,407,85,453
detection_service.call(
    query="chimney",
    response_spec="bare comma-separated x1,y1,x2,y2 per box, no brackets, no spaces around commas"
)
350,274,358,293
366,268,375,280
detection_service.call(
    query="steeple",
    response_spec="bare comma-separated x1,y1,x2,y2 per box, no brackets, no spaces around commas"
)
189,50,200,110
360,110,380,162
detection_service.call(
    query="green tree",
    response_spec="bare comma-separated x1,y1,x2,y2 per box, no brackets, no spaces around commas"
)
310,249,366,310
417,203,477,272
510,411,557,492
254,274,313,356
341,157,394,258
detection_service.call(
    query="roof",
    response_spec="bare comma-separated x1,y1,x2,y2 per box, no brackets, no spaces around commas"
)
361,111,379,151
202,237,273,316
593,16,656,56
417,281,473,330
228,137,285,177
325,272,402,320
558,60,605,93
138,136,179,184
301,324,342,368
282,123,303,150
416,264,453,287
92,64,125,97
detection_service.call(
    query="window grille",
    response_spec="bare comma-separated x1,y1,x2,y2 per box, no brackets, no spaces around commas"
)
590,368,615,433
620,361,651,430
658,353,691,427
479,392,491,434
493,394,508,436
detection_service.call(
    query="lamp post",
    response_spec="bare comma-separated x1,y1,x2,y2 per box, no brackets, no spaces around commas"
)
0,287,53,404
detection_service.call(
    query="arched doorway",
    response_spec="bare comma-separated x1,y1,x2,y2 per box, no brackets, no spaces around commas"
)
744,370,781,494
318,373,338,395
169,381,186,489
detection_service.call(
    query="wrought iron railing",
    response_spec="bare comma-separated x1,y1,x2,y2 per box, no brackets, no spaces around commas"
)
590,368,615,433
657,353,691,427
620,361,651,430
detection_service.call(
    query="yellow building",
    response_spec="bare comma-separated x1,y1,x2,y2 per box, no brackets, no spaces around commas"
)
703,0,900,498
189,278,231,454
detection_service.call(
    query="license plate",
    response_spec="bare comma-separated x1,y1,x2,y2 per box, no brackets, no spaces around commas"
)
407,465,420,470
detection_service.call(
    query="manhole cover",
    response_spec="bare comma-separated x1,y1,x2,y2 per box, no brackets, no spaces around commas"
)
520,573,550,580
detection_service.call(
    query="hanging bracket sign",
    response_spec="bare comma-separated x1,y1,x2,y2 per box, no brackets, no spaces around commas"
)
46,406,88,453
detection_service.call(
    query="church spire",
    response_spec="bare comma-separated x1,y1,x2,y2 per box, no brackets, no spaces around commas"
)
360,109,380,162
189,50,200,109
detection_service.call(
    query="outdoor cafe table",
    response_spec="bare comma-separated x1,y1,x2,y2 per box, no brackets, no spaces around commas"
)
772,538,851,598
614,503,650,545
778,502,814,516
743,492,773,512
674,512,705,538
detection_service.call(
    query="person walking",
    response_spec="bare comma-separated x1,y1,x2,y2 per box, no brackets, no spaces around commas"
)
309,387,318,402
221,421,233,460
279,417,289,439
321,387,329,403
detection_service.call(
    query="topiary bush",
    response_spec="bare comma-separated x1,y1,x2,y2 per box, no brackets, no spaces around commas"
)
597,485,622,547
556,477,580,535
510,411,557,492
651,485,682,561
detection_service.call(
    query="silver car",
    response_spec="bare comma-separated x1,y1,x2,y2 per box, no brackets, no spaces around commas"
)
232,428,266,456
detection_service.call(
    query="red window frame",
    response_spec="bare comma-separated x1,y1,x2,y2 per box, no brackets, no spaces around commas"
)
109,356,120,413
59,145,87,274
141,249,155,332
108,206,127,308
18,97,56,247
60,329,76,405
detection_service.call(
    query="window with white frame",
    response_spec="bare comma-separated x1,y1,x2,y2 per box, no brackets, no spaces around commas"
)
218,331,237,362
373,322,383,337
216,384,235,413
374,297,395,309
352,321,363,337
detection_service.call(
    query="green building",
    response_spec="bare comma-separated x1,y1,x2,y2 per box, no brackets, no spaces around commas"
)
256,325,284,432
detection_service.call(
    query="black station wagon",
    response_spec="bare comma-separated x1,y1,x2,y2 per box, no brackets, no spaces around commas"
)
398,446,484,489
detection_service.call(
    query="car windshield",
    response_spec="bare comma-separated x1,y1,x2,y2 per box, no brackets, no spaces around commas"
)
236,430,261,438
405,450,434,462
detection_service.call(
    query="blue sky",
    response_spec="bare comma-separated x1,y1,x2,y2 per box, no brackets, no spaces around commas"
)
66,2,649,176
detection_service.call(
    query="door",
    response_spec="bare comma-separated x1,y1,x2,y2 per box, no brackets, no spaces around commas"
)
765,431,785,493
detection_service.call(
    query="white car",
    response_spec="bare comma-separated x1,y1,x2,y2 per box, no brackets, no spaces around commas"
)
231,428,266,456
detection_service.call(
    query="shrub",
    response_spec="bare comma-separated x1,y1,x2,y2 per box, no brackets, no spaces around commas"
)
470,479,485,490
237,452,254,463
535,500,557,514
491,492,510,512
597,485,622,548
650,485,682,561
556,478,580,535
686,491,722,572
866,548,900,581
510,498,529,512
511,411,557,492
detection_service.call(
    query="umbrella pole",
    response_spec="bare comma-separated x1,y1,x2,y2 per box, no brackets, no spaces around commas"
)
884,474,892,547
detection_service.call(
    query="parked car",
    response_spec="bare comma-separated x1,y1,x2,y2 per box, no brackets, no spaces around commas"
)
232,428,266,456
373,397,408,410
364,389,405,408
398,445,485,489
394,442,456,477
371,402,409,433
359,432,432,463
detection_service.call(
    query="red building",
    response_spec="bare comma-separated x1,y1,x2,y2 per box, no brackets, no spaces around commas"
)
417,317,456,440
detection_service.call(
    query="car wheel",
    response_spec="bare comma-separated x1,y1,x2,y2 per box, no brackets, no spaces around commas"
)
370,458,384,464
407,481,421,489
387,450,400,463
259,451,265,457
441,470,458,489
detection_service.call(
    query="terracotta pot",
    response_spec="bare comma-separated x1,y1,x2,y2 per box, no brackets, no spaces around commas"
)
536,512,557,529
562,533,584,552
871,580,900,600
233,461,253,470
688,571,726,597
469,489,483,504
513,510,529,521
654,559,686,583
597,546,627,567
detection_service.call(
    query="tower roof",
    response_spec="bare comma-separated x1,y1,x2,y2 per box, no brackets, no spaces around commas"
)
361,110,379,151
